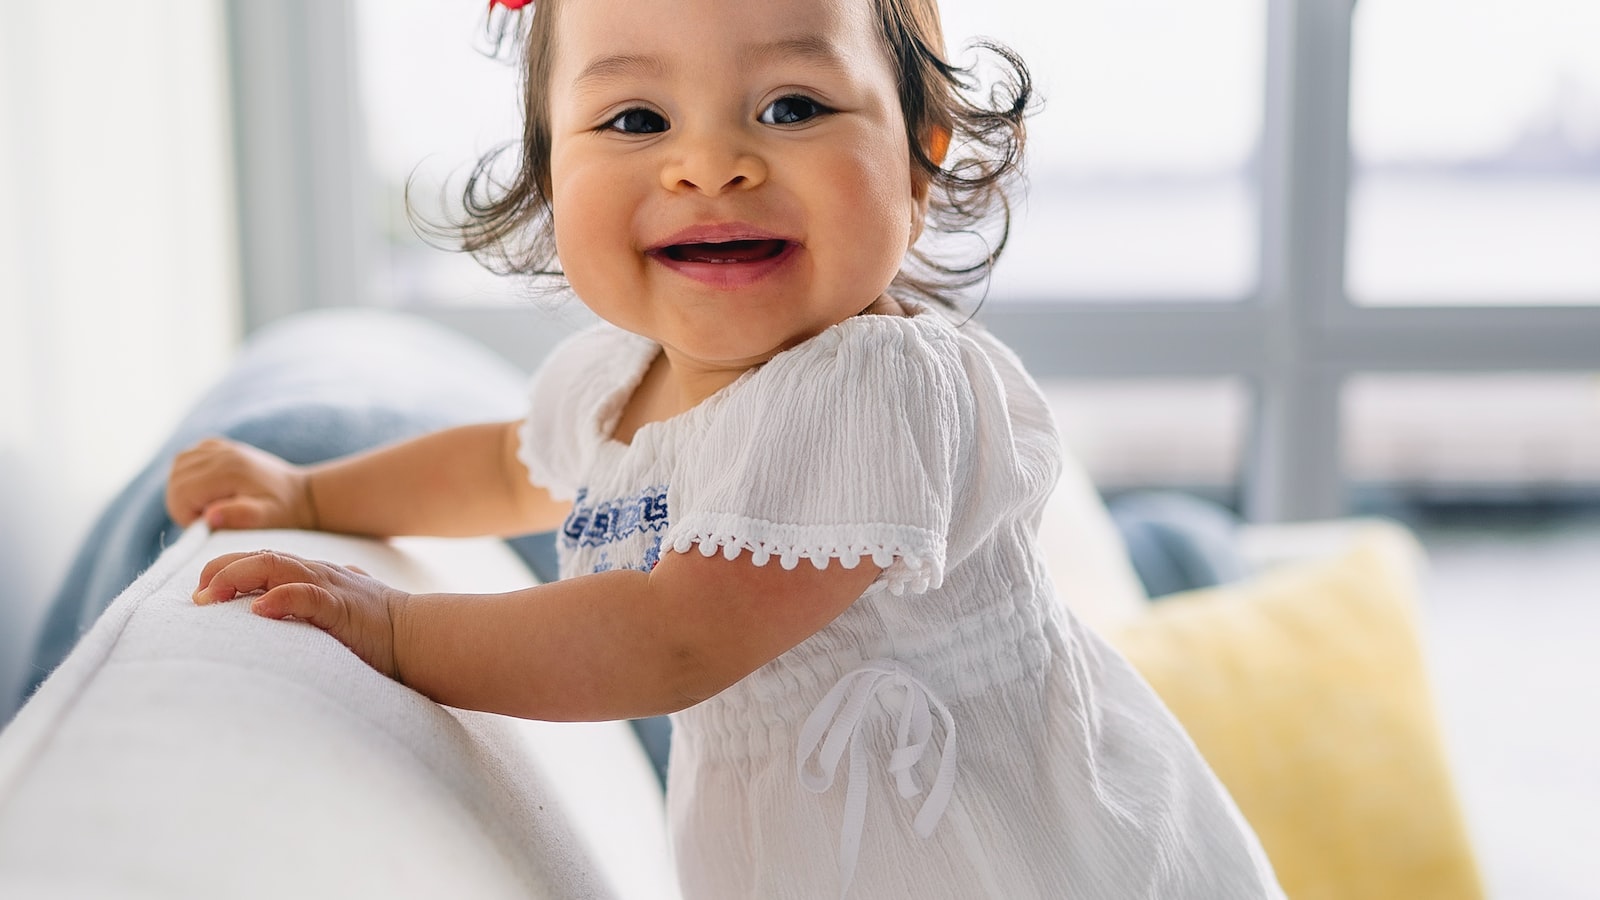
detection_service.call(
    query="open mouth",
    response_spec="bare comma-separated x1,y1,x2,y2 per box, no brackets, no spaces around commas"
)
658,239,790,264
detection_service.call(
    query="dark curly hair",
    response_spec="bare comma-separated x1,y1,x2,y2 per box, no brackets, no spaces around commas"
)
439,0,1032,311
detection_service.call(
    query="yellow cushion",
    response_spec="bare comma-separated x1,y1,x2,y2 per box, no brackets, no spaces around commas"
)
1111,535,1483,900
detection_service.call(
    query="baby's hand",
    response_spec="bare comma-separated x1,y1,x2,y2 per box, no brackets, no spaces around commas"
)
166,438,317,531
194,550,406,680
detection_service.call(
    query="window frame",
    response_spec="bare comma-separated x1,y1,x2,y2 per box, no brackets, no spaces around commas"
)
225,0,1600,522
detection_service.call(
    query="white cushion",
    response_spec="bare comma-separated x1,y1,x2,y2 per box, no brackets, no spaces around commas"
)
0,526,677,900
1036,451,1149,633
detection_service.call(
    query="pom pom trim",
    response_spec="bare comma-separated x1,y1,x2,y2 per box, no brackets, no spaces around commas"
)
667,514,945,596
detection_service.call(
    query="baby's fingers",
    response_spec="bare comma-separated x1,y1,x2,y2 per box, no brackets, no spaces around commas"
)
201,496,274,531
249,582,348,634
192,552,402,679
166,438,241,526
194,551,259,599
194,550,315,604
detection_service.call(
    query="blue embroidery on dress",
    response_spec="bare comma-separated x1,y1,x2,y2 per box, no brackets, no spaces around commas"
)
562,485,670,574
641,534,663,572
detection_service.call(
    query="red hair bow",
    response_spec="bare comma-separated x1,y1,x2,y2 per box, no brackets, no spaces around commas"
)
490,0,531,9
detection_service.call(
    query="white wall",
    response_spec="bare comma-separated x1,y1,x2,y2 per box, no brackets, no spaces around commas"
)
0,1,240,712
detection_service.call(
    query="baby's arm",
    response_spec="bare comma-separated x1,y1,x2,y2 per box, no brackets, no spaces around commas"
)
194,546,878,719
167,422,570,538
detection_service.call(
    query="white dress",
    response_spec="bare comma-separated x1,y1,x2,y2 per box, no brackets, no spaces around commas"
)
518,304,1283,900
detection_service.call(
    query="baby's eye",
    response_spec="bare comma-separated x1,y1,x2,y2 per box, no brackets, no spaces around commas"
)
758,95,829,126
605,108,669,135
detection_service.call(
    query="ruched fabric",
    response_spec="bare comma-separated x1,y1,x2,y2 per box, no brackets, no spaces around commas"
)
518,305,1284,899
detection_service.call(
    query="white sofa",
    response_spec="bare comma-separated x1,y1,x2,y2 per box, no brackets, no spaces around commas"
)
0,525,679,900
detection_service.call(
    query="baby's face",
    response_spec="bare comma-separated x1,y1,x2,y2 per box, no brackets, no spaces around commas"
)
546,0,927,384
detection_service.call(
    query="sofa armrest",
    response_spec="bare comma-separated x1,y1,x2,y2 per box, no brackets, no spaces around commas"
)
0,526,677,899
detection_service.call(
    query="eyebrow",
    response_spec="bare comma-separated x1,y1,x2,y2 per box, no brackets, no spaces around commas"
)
570,34,851,95
572,54,667,95
741,35,851,73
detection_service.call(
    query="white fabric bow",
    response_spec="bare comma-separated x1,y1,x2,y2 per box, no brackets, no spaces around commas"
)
797,659,959,897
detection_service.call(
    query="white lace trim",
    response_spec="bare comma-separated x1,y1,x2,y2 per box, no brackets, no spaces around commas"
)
667,514,946,596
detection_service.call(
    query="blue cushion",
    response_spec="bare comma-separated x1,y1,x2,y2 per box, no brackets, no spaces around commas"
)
1108,491,1248,599
23,309,541,700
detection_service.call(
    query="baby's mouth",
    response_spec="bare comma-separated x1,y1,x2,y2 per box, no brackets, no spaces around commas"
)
658,239,790,264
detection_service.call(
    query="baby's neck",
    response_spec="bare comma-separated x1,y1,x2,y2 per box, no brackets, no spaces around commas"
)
859,295,909,318
610,353,677,445
611,351,742,444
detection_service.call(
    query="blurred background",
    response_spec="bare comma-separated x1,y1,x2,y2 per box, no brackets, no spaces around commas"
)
1,0,1597,894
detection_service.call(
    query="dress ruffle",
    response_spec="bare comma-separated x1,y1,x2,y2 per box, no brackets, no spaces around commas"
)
667,513,946,596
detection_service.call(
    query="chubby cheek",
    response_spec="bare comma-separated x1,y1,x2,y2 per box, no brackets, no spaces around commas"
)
817,148,918,293
550,162,643,302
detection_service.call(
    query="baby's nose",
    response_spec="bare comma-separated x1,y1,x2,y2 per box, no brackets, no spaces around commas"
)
660,132,768,195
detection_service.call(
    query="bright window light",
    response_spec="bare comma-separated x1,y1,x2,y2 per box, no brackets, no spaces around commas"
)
941,0,1265,302
1348,0,1600,305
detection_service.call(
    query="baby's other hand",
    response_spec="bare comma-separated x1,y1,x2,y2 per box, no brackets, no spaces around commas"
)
194,550,406,680
166,438,316,531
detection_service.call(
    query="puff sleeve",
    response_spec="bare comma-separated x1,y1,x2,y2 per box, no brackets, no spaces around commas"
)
517,324,654,500
664,316,999,596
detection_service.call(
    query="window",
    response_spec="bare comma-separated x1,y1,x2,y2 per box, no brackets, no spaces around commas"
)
1345,373,1600,502
355,0,524,308
941,0,1265,302
1348,0,1600,306
1042,379,1247,498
